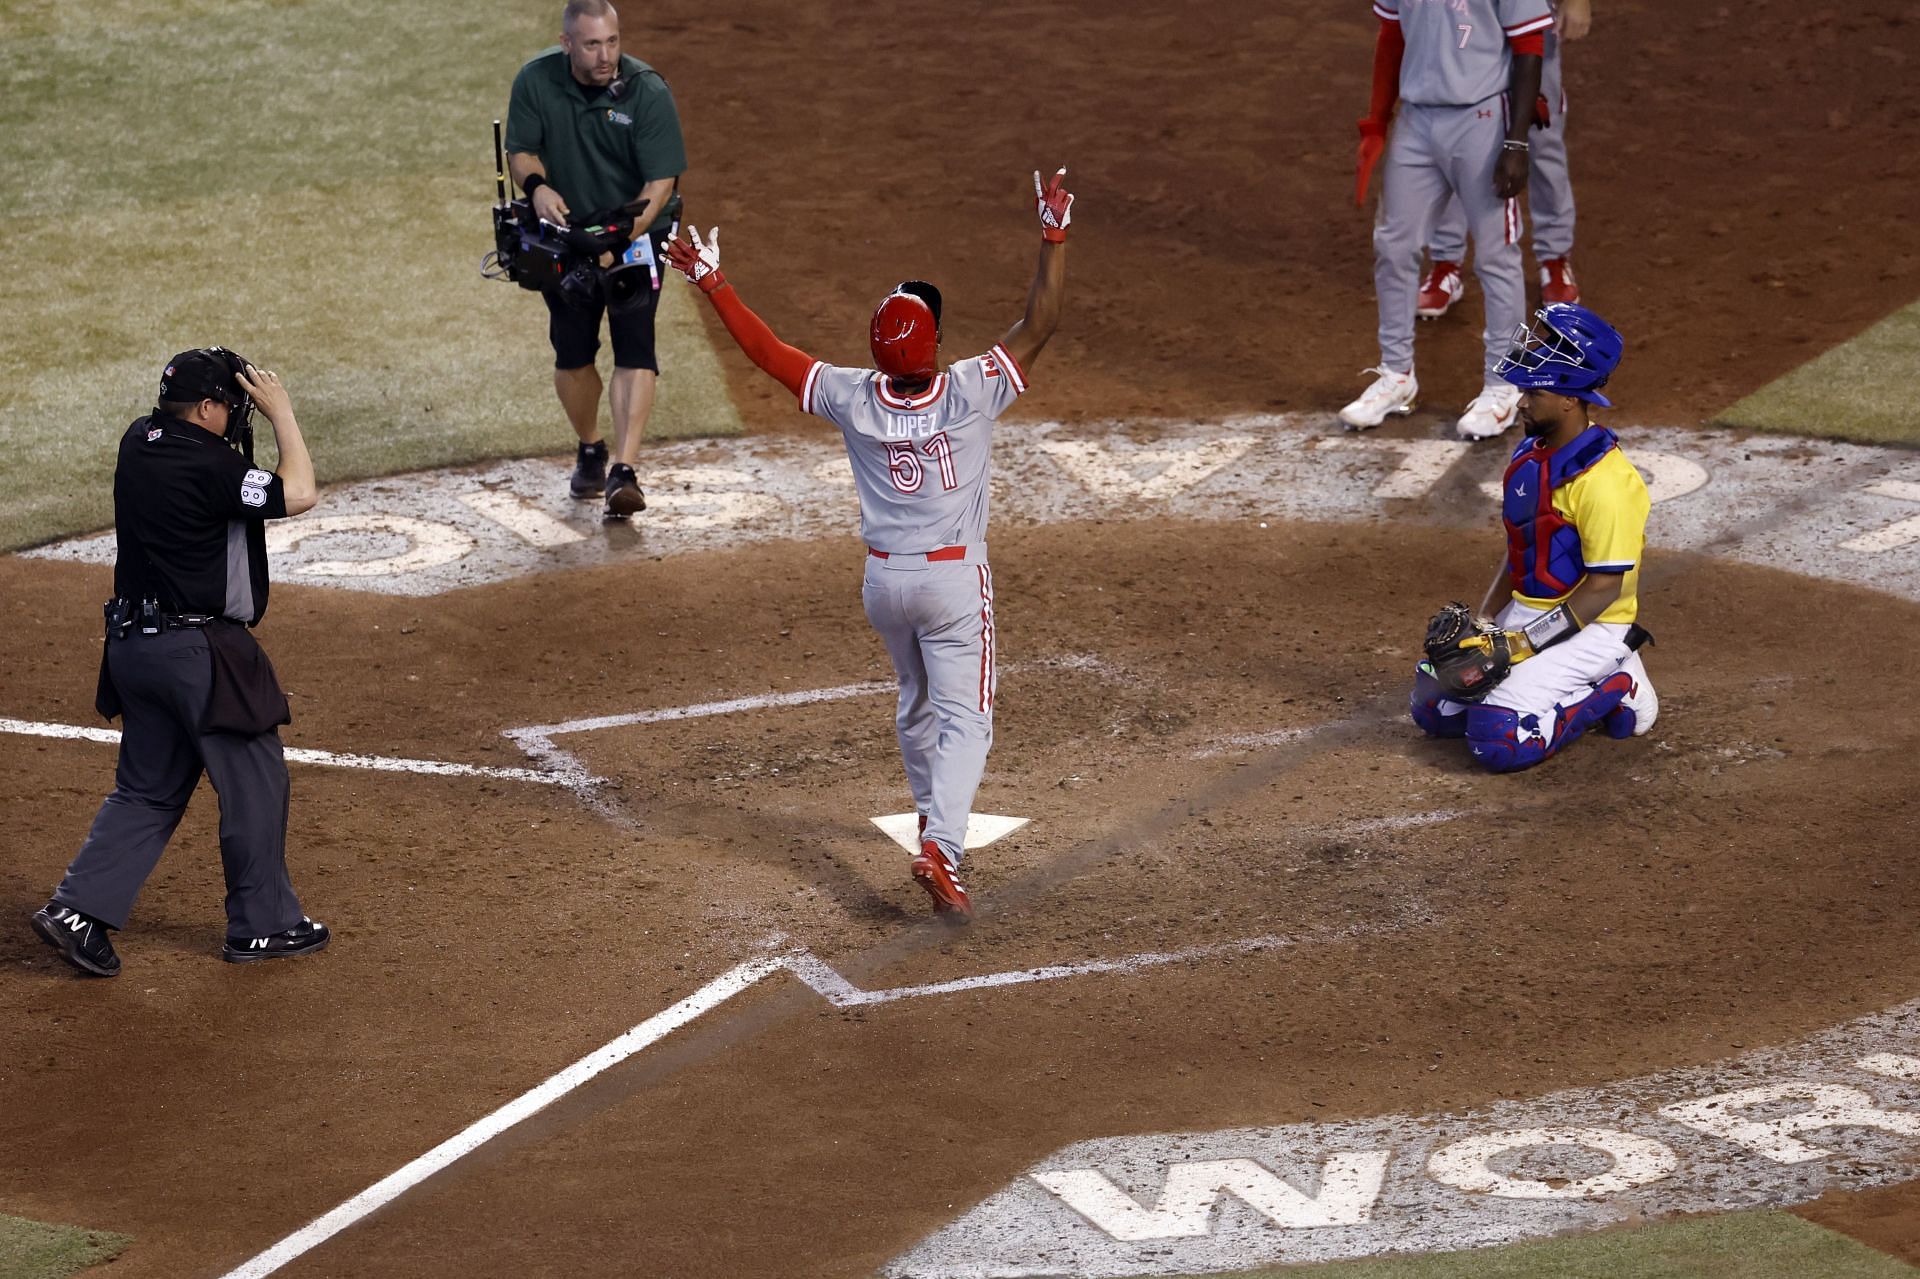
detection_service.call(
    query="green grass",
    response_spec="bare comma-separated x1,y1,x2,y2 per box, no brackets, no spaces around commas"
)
1717,300,1920,446
0,0,738,553
1171,1211,1917,1279
0,1212,131,1279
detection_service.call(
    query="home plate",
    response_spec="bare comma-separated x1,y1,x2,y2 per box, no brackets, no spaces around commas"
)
870,813,1030,855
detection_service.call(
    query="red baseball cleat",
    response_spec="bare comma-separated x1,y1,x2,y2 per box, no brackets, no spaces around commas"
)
1539,257,1580,305
911,840,973,921
1416,261,1464,319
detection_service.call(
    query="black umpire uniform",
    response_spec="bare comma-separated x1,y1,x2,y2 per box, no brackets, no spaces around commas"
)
32,349,328,977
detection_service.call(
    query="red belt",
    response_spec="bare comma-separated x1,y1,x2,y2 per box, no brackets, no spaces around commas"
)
869,546,967,561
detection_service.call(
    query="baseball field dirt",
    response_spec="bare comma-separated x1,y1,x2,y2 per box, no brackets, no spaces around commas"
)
3,0,1919,1276
4,514,1919,1276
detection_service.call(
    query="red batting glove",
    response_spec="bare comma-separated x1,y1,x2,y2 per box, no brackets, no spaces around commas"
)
1355,118,1389,208
665,226,727,294
1036,166,1073,243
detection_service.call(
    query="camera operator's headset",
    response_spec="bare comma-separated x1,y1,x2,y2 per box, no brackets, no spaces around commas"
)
158,347,257,461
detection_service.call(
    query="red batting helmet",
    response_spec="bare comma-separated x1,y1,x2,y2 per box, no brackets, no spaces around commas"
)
870,282,941,380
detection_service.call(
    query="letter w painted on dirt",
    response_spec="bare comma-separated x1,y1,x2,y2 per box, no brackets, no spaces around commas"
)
1031,1154,1390,1241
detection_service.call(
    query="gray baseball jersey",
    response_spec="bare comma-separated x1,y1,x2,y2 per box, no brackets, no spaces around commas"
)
1375,0,1554,107
801,343,1027,553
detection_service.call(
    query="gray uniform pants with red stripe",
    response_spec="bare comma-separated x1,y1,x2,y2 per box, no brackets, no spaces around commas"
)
1429,34,1575,264
861,556,996,865
1374,99,1527,380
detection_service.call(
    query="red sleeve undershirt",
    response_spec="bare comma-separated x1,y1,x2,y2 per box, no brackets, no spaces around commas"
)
1368,18,1405,123
706,283,815,401
1508,30,1545,56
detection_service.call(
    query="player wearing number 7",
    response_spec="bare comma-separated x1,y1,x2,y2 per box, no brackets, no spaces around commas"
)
665,168,1073,922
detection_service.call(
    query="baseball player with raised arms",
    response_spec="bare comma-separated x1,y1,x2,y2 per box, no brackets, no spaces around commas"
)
1418,0,1591,320
1344,0,1552,440
664,169,1073,921
1411,303,1657,771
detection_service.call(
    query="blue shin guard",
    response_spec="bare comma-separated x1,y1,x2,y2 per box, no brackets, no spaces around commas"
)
1465,671,1635,773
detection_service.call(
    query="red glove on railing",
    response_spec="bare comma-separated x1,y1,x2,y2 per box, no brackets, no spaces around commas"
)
665,226,727,293
1036,167,1073,243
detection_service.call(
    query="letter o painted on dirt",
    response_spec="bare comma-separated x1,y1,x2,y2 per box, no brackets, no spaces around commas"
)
1630,451,1710,504
1427,1126,1679,1200
265,515,476,577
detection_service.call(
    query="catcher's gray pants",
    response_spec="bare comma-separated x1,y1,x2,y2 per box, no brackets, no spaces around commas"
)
53,626,304,938
861,553,996,865
1374,98,1528,380
1430,34,1576,263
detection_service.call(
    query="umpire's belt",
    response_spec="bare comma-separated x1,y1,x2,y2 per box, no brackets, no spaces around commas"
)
108,597,220,637
867,544,987,566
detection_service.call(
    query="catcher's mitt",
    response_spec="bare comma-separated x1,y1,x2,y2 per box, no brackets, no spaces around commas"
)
1421,601,1512,703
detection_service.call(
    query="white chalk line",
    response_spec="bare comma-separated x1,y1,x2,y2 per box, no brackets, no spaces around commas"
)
779,918,1418,1008
215,956,782,1279
499,652,1132,800
0,717,587,787
218,921,1406,1279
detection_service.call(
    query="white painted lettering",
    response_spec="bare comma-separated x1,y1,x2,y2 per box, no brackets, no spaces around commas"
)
265,515,475,577
458,489,585,548
1032,1153,1389,1241
641,467,784,530
1840,480,1920,554
1318,437,1471,500
1661,1082,1920,1164
1427,1127,1678,1200
1857,1054,1920,1082
1628,450,1710,504
1038,437,1256,502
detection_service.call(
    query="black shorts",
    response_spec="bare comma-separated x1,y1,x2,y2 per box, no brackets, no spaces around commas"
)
543,261,663,372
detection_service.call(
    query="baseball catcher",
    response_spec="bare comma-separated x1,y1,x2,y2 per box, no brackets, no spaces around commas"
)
1410,302,1656,771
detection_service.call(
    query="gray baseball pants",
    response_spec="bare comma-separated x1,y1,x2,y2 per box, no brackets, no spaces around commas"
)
861,553,996,865
1430,34,1575,263
1374,98,1528,380
53,626,304,938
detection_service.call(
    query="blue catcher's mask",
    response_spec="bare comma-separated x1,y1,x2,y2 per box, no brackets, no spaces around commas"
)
1495,303,1624,407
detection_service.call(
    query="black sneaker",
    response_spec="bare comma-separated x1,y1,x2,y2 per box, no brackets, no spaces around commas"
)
223,917,331,964
32,903,120,977
569,439,608,499
604,462,646,519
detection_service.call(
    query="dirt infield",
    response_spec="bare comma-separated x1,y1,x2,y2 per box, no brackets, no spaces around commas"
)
4,514,1919,1276
5,1,1920,1275
658,0,1920,432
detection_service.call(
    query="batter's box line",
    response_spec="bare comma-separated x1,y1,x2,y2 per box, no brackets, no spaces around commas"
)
216,915,1429,1279
773,915,1426,1008
0,716,581,788
500,652,1136,798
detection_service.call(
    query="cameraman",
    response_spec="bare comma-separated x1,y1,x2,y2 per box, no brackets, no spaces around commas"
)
32,350,329,977
506,0,687,519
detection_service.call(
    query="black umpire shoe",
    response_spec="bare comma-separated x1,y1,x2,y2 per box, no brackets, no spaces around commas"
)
222,917,331,965
604,462,646,519
569,439,608,499
32,903,121,977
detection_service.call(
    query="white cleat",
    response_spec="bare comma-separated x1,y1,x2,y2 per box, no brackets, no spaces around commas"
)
1338,367,1418,431
1456,383,1522,440
1609,658,1659,737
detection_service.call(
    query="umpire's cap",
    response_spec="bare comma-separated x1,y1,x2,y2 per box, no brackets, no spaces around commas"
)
159,347,249,405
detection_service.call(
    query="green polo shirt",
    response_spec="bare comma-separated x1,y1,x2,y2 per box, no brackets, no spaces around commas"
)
505,48,686,232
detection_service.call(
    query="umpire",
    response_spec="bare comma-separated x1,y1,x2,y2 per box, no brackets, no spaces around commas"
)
32,349,328,977
506,0,687,519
